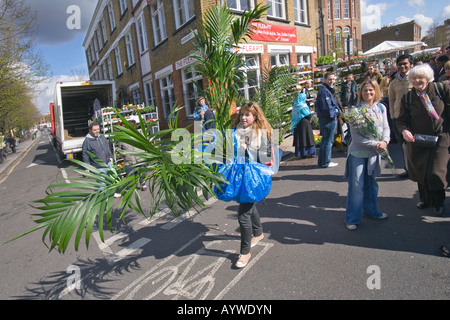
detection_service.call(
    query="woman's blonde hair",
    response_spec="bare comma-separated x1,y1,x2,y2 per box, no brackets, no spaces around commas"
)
232,102,273,140
357,78,382,104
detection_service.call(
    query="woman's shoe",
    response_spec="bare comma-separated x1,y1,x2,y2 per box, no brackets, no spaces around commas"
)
439,246,450,257
235,253,251,268
416,201,428,209
433,206,444,216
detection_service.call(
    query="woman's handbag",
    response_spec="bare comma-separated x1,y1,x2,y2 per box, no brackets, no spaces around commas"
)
413,133,438,147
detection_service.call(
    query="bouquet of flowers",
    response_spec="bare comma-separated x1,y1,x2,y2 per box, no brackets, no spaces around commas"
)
341,107,395,167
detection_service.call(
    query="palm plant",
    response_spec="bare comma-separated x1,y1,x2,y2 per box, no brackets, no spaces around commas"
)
3,109,226,253
254,65,298,143
2,4,270,253
190,4,268,133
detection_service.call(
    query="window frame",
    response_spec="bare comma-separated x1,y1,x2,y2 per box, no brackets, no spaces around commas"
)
294,0,308,25
266,0,286,20
151,0,167,46
173,0,195,30
125,32,135,67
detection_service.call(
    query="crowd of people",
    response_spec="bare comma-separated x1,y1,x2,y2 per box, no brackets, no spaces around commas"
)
290,47,450,257
81,46,450,268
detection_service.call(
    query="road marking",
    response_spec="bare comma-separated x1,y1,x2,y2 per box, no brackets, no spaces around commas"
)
111,232,273,300
161,197,218,230
92,231,151,265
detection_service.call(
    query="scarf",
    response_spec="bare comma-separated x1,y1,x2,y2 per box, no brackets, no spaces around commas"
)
418,92,439,120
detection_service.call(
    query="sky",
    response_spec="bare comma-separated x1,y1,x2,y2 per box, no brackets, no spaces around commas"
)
23,0,450,115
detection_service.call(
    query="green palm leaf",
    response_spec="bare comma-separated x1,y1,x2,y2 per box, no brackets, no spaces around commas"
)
2,108,227,253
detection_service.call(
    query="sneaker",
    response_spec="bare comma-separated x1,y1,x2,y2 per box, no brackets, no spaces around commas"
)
251,233,264,248
346,224,358,230
114,193,122,198
374,213,388,220
327,162,338,167
236,253,251,268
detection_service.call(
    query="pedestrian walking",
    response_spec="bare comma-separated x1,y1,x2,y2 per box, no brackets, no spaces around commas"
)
344,79,390,230
231,102,273,268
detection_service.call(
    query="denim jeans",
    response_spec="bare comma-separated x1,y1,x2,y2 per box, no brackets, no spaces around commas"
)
345,155,383,224
238,202,262,255
318,118,337,167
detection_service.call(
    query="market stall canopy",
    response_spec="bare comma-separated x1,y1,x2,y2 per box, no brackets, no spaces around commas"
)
363,41,427,57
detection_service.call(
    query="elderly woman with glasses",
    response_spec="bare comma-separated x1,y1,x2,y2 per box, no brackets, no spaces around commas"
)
396,64,450,216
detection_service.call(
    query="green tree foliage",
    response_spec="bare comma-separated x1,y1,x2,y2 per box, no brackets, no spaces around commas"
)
0,0,51,133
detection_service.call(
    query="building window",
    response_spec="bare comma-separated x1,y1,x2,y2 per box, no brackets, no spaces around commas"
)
160,75,175,118
335,27,342,48
173,0,195,29
151,0,167,46
267,0,286,20
107,56,113,79
352,0,356,18
97,29,104,51
136,15,148,54
86,49,92,67
270,53,289,67
327,0,331,20
115,46,123,75
107,2,116,32
225,0,254,11
334,0,341,20
125,33,135,67
144,80,156,107
131,86,141,104
294,0,308,24
297,53,310,67
119,0,127,16
343,0,349,19
329,29,333,50
92,37,99,62
239,55,260,101
100,19,107,44
182,66,203,117
102,62,108,80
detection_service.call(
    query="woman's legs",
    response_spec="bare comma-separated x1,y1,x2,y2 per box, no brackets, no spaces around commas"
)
237,202,262,255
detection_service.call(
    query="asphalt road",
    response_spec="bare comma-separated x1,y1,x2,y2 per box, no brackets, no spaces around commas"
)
0,130,449,303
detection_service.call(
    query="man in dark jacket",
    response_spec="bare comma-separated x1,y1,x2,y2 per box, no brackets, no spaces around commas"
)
82,122,112,169
339,73,358,108
316,71,340,168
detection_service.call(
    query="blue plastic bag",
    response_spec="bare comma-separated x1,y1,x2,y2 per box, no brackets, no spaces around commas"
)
214,160,272,203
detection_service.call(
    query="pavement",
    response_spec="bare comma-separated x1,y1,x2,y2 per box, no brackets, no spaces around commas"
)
0,131,41,180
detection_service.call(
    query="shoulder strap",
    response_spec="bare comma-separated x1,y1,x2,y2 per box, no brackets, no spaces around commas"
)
433,82,444,100
404,90,412,112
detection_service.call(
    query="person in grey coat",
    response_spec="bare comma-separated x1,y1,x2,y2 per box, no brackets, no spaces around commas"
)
82,122,112,170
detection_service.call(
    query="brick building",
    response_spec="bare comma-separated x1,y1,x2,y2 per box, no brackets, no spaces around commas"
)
318,0,362,57
83,1,359,130
361,20,422,53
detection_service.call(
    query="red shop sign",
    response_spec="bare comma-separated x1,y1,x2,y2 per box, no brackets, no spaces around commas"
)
250,22,297,43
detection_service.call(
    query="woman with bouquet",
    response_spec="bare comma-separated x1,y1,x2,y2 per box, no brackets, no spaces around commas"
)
396,64,450,216
344,79,390,230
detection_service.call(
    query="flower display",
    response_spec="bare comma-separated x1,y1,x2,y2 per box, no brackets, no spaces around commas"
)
341,107,395,167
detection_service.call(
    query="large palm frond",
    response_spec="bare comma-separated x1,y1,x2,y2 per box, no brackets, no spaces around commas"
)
3,108,227,253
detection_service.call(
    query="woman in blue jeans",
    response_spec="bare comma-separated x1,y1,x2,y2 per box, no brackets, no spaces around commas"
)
344,79,390,230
